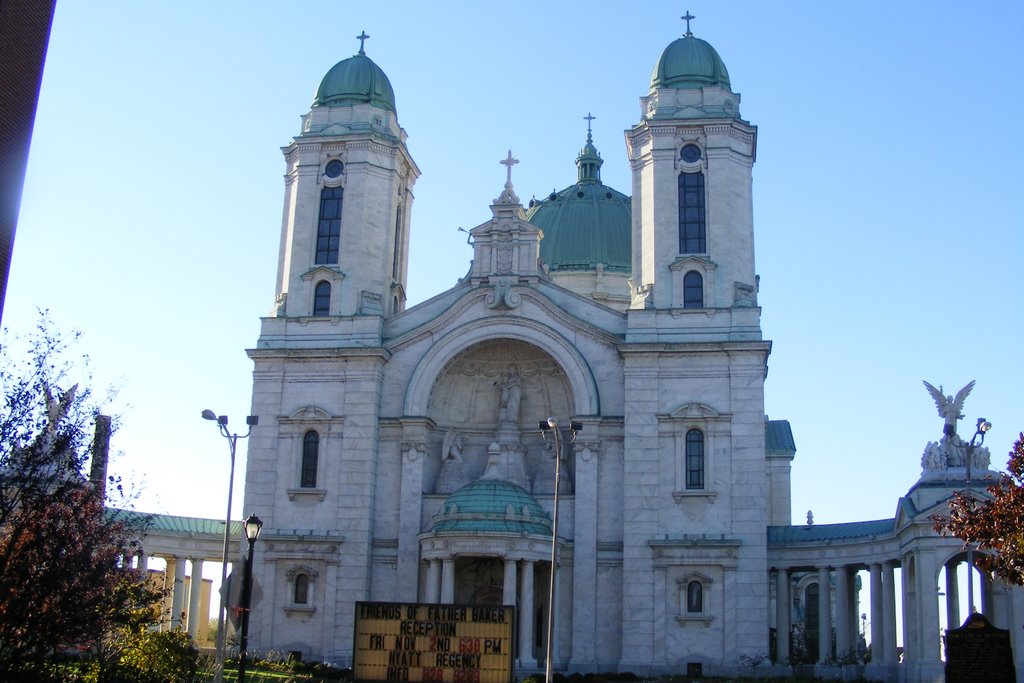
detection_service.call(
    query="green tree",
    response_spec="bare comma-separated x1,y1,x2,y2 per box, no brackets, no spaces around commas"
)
934,433,1024,585
0,316,155,677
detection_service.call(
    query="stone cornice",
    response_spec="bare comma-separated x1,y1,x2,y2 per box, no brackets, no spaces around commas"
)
618,340,772,355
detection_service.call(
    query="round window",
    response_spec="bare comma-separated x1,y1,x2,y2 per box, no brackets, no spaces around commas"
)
680,145,702,163
325,160,344,178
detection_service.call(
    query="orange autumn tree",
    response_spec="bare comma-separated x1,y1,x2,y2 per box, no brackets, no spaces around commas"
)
934,433,1024,585
0,318,156,677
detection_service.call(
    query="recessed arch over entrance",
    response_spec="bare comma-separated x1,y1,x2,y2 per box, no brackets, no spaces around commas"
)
402,317,600,418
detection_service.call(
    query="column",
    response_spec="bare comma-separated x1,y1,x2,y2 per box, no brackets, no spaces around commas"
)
945,561,960,629
187,558,205,641
776,568,790,663
869,564,884,663
503,559,517,606
170,556,186,630
426,560,441,603
834,565,851,657
817,566,832,664
440,558,455,603
881,562,898,664
518,560,536,668
917,553,941,664
160,557,174,631
570,439,599,670
981,571,993,618
137,550,148,573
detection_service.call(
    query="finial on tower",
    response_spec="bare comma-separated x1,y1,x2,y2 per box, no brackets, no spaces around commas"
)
584,112,596,144
356,30,370,55
682,11,695,37
496,150,520,204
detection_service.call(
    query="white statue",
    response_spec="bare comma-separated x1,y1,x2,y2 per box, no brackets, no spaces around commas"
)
441,428,464,462
923,380,974,438
497,365,522,424
435,428,469,494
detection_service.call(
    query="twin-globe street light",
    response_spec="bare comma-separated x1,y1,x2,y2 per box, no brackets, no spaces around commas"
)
964,417,992,616
201,409,258,683
538,418,582,683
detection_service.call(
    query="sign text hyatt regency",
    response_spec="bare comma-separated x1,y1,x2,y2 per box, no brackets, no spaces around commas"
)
354,602,515,683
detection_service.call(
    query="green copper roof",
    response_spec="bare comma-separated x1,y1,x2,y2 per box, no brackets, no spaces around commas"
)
651,34,731,91
525,132,631,274
768,519,895,544
111,508,241,536
431,479,552,535
765,420,796,454
314,50,396,112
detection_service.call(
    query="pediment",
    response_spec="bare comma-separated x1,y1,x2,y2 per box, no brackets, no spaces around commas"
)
678,570,713,585
301,265,345,282
287,405,332,421
285,564,320,579
671,402,720,419
669,255,716,272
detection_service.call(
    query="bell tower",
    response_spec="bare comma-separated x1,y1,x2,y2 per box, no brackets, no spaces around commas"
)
626,17,757,312
273,33,419,321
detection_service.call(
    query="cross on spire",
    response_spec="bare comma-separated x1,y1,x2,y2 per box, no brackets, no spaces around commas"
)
500,150,519,186
356,30,370,55
682,11,695,37
584,112,596,139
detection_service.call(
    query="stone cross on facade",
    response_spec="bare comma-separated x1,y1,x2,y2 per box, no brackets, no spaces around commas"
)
500,150,518,186
682,11,695,36
356,30,370,55
495,150,520,204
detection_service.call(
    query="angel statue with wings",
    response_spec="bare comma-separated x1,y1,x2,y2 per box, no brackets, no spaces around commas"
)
923,379,974,439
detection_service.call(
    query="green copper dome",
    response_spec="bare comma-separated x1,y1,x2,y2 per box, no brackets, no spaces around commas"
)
431,479,552,535
650,34,731,91
525,132,631,274
313,50,396,112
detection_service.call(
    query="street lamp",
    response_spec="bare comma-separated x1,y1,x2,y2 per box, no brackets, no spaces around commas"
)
964,417,991,616
538,418,581,683
238,513,263,683
202,409,258,682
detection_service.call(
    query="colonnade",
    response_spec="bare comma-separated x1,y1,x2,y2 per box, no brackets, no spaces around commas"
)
773,554,1024,682
773,562,898,666
136,550,218,644
422,557,549,669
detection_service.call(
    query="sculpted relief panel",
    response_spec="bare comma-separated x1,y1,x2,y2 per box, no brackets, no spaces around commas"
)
427,340,572,430
426,340,576,493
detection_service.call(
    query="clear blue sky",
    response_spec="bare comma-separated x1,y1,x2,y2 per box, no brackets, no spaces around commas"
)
7,1,1023,527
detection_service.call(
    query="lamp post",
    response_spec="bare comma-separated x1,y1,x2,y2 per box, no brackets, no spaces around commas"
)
238,513,263,683
538,418,581,683
202,409,258,683
964,417,991,616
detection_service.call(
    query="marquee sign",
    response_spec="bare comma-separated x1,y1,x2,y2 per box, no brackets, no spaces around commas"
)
353,602,515,683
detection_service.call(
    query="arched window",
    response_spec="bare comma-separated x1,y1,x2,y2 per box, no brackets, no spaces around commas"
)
683,271,703,308
294,573,309,605
313,281,331,316
315,186,343,264
301,430,319,488
687,580,704,613
678,171,706,254
685,429,704,489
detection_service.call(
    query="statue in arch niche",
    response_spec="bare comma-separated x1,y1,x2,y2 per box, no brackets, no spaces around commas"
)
435,428,470,494
497,365,522,425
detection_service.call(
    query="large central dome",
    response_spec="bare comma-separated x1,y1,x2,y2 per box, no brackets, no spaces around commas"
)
525,132,631,275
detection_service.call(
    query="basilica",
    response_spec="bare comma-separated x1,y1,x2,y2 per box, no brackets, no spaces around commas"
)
216,21,1024,683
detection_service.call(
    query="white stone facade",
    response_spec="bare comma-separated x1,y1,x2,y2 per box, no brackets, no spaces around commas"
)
238,35,1024,683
